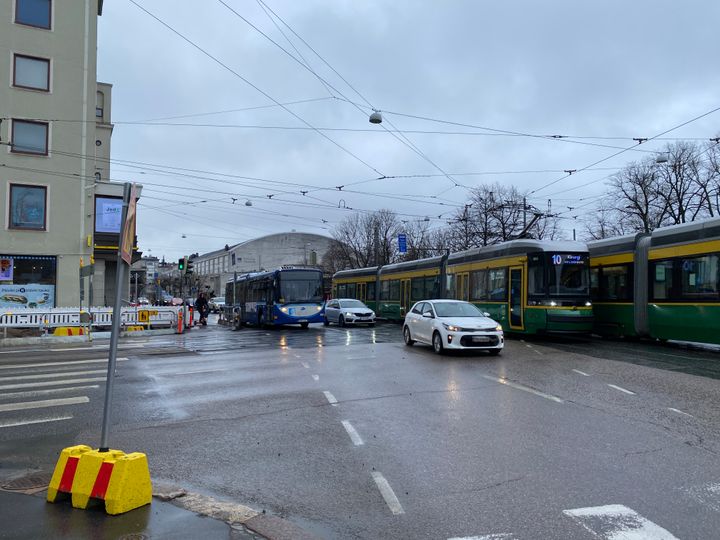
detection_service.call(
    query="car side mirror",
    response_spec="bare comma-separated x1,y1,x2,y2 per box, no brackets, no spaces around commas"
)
483,312,490,317
423,312,433,318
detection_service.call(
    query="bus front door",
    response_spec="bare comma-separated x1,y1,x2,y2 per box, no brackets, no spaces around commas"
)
509,266,524,330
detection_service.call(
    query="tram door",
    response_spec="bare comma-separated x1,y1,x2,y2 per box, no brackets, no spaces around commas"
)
455,273,469,301
509,267,524,330
400,279,411,315
357,282,367,302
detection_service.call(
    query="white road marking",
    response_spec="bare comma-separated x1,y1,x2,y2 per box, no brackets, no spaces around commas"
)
572,369,591,377
0,369,106,382
481,375,564,404
371,471,405,515
301,362,310,369
667,407,693,417
607,384,636,395
172,369,226,376
0,349,46,354
0,396,89,413
323,391,338,406
0,385,99,401
0,415,74,429
686,482,720,512
197,350,227,355
312,374,319,381
49,343,145,352
563,504,680,539
341,420,364,446
0,358,128,370
448,535,515,540
0,377,107,391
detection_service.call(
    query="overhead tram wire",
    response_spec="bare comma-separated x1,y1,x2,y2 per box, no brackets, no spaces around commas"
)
127,0,385,178
217,0,464,190
528,103,720,195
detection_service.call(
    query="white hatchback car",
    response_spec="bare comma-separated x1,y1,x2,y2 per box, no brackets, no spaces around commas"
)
323,298,376,326
403,299,504,355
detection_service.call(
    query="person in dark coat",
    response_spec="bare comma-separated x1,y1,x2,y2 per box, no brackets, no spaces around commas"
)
194,292,210,326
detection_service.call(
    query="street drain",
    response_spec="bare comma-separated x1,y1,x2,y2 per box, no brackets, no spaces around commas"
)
1,473,52,491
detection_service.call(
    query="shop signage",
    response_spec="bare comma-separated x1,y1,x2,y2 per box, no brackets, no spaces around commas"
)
0,284,55,308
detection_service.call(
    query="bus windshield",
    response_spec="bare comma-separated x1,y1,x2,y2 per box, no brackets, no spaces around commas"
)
548,254,590,296
280,271,323,303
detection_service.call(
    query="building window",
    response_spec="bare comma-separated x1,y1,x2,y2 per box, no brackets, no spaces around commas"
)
13,54,50,91
0,255,56,308
15,0,52,29
11,119,49,155
96,91,104,118
9,184,47,230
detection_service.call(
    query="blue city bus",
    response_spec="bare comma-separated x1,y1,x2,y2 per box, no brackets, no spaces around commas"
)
225,267,324,329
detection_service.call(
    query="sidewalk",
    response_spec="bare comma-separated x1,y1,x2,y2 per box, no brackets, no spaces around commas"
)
0,489,257,540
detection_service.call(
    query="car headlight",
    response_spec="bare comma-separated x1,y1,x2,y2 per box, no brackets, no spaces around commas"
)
495,324,503,332
443,323,461,332
345,312,353,317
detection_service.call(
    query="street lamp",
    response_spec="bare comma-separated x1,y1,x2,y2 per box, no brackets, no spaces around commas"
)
369,110,382,124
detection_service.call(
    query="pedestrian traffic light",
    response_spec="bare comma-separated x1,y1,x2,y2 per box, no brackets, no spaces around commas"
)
186,258,194,274
178,257,185,272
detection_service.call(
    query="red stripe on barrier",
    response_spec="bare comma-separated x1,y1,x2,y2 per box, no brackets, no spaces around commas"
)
90,462,114,499
59,456,79,492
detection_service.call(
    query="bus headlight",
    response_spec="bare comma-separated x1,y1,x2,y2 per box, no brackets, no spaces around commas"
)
280,307,288,313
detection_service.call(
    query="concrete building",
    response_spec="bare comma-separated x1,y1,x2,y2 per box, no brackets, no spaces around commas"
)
0,0,139,309
191,232,333,296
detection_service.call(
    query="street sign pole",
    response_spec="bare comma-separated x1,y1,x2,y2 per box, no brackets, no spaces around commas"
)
99,182,134,452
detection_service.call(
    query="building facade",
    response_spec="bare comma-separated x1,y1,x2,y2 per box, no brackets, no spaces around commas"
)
0,0,139,309
191,232,333,297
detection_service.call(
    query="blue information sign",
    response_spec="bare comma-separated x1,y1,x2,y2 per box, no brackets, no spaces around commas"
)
398,233,407,254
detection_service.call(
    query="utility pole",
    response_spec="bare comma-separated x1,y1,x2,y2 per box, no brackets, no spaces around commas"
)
373,222,380,266
523,197,527,230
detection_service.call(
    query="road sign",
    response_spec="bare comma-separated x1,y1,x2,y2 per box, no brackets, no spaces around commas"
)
398,233,407,254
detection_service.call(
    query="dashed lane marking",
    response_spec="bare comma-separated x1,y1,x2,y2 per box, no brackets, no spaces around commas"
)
0,358,128,370
667,407,693,417
371,471,405,515
0,385,100,401
312,374,319,381
0,369,106,382
563,504,680,539
170,369,227,376
481,375,564,404
0,377,107,391
341,420,364,446
448,535,516,540
0,396,89,413
301,362,310,369
607,384,636,395
323,391,338,406
572,369,590,377
0,415,74,429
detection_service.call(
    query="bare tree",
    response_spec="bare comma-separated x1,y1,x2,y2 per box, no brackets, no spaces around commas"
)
325,209,401,270
656,142,710,224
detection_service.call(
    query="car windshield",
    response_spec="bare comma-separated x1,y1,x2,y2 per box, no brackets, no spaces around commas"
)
432,302,483,317
339,300,366,308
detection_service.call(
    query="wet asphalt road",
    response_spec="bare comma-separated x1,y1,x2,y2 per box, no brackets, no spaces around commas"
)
2,316,720,539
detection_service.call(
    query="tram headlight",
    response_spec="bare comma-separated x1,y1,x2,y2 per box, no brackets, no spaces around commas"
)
549,301,557,307
585,301,592,307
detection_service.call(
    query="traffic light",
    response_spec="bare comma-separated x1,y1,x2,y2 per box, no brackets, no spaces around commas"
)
186,258,194,274
178,257,185,272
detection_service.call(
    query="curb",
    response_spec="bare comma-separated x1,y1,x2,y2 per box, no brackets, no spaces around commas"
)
153,483,322,540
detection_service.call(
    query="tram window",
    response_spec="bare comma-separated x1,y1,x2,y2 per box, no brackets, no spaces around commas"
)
445,274,454,298
389,279,400,301
470,270,488,301
347,283,356,298
425,276,438,298
381,280,390,300
488,268,507,301
601,265,632,301
411,277,425,301
367,281,376,301
528,261,545,296
652,260,674,300
590,268,600,300
680,255,719,299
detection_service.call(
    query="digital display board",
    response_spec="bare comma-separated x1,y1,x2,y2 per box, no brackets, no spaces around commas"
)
95,196,123,233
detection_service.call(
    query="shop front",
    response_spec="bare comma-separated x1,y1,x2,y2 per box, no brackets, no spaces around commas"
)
0,255,57,308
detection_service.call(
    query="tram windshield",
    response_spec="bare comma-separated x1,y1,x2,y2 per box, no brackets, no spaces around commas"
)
279,271,323,303
548,253,590,296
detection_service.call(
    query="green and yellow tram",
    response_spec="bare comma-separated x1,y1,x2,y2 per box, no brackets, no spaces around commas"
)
589,217,720,343
331,239,593,334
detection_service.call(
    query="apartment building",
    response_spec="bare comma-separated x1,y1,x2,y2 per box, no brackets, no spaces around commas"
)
0,0,139,309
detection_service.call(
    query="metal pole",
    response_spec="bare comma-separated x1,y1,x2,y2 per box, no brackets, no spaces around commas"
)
99,182,131,452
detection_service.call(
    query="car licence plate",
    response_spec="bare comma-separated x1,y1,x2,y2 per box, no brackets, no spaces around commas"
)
472,336,490,343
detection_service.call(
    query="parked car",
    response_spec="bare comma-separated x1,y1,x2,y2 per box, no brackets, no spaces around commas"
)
209,296,225,313
324,298,376,327
403,299,504,355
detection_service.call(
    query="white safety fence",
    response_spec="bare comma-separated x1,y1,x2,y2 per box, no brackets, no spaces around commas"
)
0,306,181,333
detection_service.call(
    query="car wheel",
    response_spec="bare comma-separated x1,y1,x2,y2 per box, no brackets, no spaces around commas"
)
339,315,346,327
432,332,444,355
323,316,329,326
488,349,501,356
403,326,415,346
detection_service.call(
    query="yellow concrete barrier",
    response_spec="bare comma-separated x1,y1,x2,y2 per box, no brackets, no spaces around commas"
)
47,446,152,515
125,325,145,332
53,326,86,336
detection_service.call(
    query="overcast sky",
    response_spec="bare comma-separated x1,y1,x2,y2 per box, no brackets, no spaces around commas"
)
97,0,720,262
